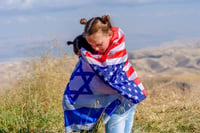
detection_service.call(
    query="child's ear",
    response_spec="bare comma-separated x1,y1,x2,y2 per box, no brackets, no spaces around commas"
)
108,30,113,37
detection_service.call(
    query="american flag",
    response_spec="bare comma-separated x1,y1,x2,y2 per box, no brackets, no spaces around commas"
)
62,27,147,132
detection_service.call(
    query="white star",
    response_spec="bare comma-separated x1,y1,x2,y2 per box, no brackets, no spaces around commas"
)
134,96,138,99
109,72,113,76
104,77,108,81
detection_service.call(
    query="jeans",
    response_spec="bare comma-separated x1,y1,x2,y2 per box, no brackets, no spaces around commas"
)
105,104,137,133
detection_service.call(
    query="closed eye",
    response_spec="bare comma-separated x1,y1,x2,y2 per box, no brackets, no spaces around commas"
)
96,43,102,47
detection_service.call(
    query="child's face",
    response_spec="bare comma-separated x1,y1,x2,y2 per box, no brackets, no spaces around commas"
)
86,30,112,54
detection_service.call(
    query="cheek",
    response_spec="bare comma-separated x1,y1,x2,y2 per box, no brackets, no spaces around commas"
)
103,42,109,49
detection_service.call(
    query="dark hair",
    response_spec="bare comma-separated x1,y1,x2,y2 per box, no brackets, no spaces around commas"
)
67,34,94,55
80,15,112,37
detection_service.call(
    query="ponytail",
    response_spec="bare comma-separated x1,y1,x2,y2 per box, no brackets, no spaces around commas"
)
67,41,73,45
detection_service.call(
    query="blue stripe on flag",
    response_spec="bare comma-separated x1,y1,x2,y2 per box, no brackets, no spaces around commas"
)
64,107,104,126
104,99,121,115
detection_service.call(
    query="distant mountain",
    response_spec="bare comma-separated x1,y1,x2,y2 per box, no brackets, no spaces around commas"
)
158,37,200,49
128,37,200,75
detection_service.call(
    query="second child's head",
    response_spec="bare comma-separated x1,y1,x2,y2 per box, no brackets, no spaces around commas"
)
80,15,113,54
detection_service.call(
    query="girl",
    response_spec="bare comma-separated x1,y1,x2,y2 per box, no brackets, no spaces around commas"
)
63,15,147,133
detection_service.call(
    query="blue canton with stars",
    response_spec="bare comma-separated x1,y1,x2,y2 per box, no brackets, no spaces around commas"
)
90,62,146,104
64,60,95,104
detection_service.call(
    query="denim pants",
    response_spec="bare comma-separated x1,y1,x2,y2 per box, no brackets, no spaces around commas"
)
105,104,137,133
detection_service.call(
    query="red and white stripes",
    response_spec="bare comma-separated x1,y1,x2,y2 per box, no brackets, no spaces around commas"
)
81,26,147,97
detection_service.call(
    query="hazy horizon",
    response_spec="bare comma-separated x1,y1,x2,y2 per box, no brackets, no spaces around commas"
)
1,0,200,61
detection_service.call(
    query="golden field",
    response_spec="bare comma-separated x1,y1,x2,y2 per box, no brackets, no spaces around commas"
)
0,42,200,133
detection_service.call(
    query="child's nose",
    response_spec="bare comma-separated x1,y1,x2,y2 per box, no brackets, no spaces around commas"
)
95,47,99,51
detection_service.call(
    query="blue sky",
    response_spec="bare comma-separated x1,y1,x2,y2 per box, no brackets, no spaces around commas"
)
0,0,200,61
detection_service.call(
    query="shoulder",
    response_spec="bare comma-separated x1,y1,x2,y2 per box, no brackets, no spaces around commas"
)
112,27,124,34
111,27,125,41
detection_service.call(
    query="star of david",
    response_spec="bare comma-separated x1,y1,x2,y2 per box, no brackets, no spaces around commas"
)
67,61,95,103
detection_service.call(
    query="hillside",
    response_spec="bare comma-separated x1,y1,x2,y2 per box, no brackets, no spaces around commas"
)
0,38,200,132
128,37,200,75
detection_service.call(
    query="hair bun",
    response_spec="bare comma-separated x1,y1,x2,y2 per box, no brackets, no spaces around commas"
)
101,15,110,23
80,18,87,25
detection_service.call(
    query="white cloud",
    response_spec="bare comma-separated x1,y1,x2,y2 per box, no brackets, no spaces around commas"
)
16,16,29,23
0,0,190,11
107,0,184,4
0,0,33,10
0,0,95,11
110,0,157,3
44,16,57,22
0,16,30,24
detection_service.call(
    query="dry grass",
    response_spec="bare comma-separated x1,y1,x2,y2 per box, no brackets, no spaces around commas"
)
0,42,200,132
0,41,77,132
133,75,200,133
